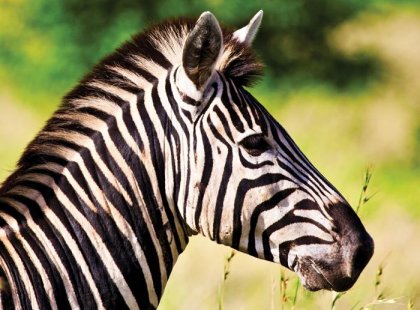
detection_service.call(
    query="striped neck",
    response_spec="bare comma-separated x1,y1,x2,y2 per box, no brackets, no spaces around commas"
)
0,78,189,308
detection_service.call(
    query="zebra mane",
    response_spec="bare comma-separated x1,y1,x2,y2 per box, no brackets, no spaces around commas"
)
74,17,263,90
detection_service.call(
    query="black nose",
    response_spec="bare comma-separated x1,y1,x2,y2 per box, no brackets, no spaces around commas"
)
351,234,374,274
327,202,374,290
332,232,374,291
337,213,374,279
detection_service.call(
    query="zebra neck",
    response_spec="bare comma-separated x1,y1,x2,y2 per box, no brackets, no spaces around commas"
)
0,126,189,309
0,40,191,308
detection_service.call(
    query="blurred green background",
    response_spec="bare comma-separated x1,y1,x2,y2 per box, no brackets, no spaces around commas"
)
0,0,419,309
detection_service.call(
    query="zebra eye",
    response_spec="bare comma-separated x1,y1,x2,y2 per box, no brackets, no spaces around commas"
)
239,134,271,156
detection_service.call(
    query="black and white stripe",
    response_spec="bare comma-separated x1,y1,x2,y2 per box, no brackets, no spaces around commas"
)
0,11,373,309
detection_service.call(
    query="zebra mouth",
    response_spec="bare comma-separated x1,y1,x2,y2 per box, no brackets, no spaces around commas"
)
294,256,359,292
293,257,333,291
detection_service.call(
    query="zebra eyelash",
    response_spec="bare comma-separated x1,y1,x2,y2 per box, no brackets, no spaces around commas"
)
239,134,271,156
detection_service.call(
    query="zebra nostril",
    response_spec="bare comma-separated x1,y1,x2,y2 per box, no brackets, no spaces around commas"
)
353,245,368,272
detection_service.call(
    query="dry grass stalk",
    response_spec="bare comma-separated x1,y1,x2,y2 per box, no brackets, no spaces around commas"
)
218,249,236,310
356,166,375,214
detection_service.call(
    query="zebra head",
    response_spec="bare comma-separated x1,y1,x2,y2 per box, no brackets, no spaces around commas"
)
176,12,374,292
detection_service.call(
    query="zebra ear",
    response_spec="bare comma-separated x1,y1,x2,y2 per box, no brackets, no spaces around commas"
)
180,12,223,98
232,10,263,45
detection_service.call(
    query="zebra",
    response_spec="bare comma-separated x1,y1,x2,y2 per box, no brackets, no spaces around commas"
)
0,10,374,309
